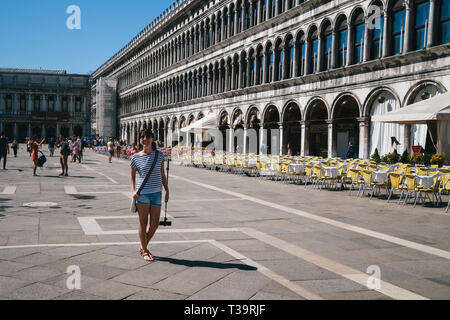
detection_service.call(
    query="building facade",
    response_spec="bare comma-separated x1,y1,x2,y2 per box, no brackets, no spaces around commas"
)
91,0,450,158
0,68,91,142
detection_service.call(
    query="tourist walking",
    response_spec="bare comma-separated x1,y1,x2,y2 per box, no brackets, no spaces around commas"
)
56,136,70,176
11,138,19,158
130,130,169,262
115,140,121,159
26,138,31,157
48,138,55,157
31,136,44,176
346,141,355,159
107,138,114,163
0,132,9,169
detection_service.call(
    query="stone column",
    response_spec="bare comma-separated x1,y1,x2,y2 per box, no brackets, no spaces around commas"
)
403,124,411,154
325,119,334,158
13,93,19,115
317,35,323,72
346,23,352,66
234,8,239,35
41,124,46,139
404,3,412,53
382,10,389,57
0,94,3,113
305,40,311,75
27,94,32,112
243,126,248,154
427,0,436,48
247,57,252,87
27,123,31,138
279,124,283,155
55,95,60,112
363,18,370,62
231,63,236,90
357,117,370,159
300,121,309,156
68,96,73,114
238,60,243,89
69,123,73,137
274,0,279,17
13,123,18,138
228,127,234,153
0,122,3,135
56,123,60,137
257,0,263,24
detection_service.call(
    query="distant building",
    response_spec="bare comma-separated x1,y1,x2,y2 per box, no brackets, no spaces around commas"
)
0,68,91,142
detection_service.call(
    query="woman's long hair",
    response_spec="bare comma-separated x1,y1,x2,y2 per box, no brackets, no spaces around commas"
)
139,129,157,151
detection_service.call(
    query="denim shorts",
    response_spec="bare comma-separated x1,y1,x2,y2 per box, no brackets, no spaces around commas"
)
136,192,162,207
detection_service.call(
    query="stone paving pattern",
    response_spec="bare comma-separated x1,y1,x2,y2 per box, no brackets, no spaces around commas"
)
0,146,449,300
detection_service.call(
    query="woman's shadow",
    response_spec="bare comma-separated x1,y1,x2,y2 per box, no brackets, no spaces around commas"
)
155,257,257,271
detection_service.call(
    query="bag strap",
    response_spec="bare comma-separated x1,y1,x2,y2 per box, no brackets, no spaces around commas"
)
136,150,160,195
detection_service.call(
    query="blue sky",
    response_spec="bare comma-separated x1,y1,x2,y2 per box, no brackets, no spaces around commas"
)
0,0,174,74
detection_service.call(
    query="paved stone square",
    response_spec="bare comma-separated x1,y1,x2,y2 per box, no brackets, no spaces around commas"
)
0,147,449,300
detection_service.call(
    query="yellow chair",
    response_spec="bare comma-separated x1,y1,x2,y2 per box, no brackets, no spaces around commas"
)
402,174,419,206
414,175,440,207
416,166,428,176
360,170,375,198
387,172,406,204
304,164,314,188
438,175,450,213
348,169,364,196
311,165,326,190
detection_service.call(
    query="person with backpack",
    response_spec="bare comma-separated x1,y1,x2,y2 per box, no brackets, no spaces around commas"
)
31,136,44,176
57,135,70,176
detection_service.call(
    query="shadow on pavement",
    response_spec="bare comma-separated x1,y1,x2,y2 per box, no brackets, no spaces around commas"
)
155,257,257,271
71,195,96,200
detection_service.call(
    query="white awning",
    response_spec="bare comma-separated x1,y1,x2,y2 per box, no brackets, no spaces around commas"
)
180,113,217,133
371,91,450,124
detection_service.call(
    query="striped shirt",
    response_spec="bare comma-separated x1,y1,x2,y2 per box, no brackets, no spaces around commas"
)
130,151,163,194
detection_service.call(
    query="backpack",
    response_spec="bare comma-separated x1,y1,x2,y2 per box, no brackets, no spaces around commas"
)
61,142,70,156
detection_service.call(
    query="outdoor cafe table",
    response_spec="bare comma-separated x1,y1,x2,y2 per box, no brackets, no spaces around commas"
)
288,163,305,174
372,170,390,184
416,175,435,189
322,166,340,178
244,159,257,167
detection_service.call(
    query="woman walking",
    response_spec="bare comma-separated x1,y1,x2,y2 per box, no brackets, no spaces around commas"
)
56,136,70,176
130,130,169,262
107,138,114,163
31,136,44,176
12,138,19,157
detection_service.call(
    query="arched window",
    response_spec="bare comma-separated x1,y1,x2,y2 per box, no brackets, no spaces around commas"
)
262,0,267,22
267,45,274,83
285,38,294,79
353,11,365,64
414,0,430,50
337,18,348,67
296,33,306,76
205,22,211,48
237,2,242,33
275,41,283,81
230,7,235,37
245,1,251,29
250,53,256,86
257,48,264,85
271,0,276,18
309,28,319,73
217,16,222,42
322,23,333,71
252,1,258,26
392,0,406,55
241,56,247,88
440,0,450,44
